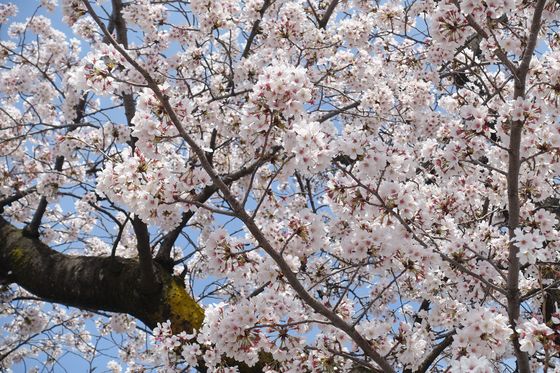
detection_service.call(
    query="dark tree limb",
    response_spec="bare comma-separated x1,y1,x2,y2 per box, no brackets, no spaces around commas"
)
0,217,285,372
504,2,547,372
107,0,159,290
0,217,204,333
0,188,36,213
241,0,272,59
317,0,339,29
131,217,158,293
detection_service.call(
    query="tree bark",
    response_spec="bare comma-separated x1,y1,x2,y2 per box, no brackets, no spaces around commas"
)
0,217,204,334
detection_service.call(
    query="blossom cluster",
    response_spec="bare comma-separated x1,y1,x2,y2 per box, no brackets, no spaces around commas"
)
249,62,312,117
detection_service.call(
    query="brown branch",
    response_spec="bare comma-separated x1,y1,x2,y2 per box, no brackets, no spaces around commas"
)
505,1,547,371
241,0,272,59
110,0,136,134
0,188,36,213
107,0,159,292
518,0,545,78
0,217,204,333
131,217,158,293
414,335,454,373
317,0,339,29
0,213,280,371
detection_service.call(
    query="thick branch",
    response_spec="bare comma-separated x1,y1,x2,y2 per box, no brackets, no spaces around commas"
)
0,217,204,333
0,218,293,372
131,217,158,292
108,0,159,290
518,1,545,77
111,0,137,133
317,0,339,29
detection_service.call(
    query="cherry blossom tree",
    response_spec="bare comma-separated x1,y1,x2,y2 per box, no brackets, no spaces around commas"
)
1,0,560,371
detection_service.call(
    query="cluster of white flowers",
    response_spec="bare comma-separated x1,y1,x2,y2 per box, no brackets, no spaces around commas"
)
96,148,211,230
449,356,494,373
150,321,198,370
250,62,312,117
361,85,395,116
339,223,388,261
61,0,86,25
190,0,240,32
199,228,259,277
284,120,335,176
510,97,534,123
109,314,136,334
12,307,48,337
517,318,554,355
460,104,490,133
460,0,515,19
267,2,310,42
397,323,429,370
355,319,394,355
130,91,187,158
513,228,546,265
430,5,469,47
121,0,166,32
197,301,264,367
74,43,130,95
0,3,17,23
106,360,122,373
37,172,64,202
451,308,512,360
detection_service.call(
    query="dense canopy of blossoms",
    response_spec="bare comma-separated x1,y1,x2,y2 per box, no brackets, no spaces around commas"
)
1,0,560,372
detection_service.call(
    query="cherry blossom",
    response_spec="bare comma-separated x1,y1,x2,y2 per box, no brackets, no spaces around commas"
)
1,0,560,372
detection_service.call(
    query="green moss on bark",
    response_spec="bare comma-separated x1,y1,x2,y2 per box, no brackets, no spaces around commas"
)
165,277,204,332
